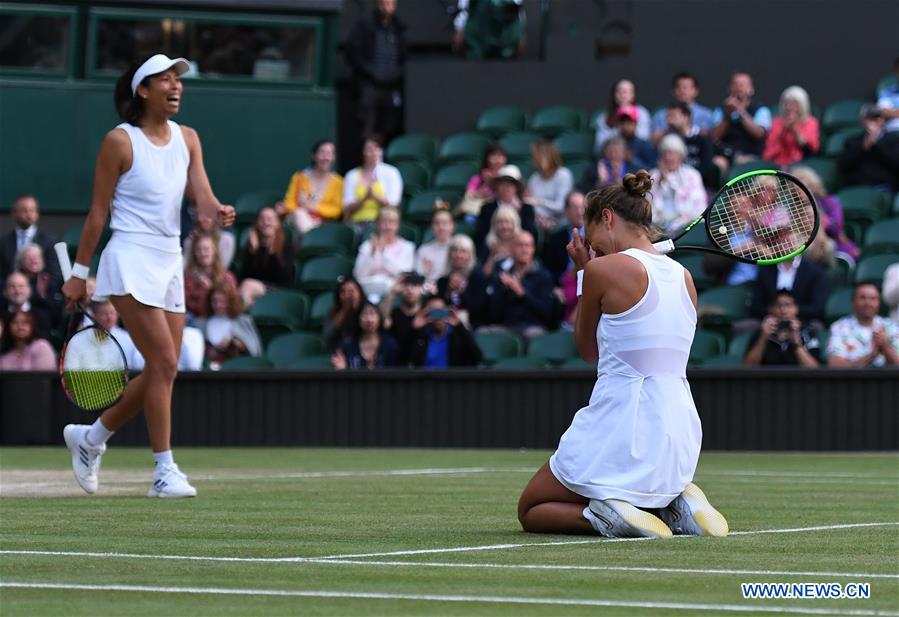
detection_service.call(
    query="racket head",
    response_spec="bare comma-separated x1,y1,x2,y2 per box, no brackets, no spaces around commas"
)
59,318,128,412
704,169,820,265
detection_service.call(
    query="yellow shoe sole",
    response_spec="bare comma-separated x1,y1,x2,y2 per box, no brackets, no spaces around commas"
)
680,483,729,537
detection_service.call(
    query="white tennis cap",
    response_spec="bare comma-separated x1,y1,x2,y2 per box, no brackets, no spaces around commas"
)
131,54,190,95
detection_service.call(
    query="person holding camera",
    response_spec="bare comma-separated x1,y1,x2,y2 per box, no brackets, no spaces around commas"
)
710,72,771,177
743,290,821,367
838,104,899,192
381,271,424,365
410,296,482,368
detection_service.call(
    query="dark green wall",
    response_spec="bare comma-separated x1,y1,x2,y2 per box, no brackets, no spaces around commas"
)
0,79,336,211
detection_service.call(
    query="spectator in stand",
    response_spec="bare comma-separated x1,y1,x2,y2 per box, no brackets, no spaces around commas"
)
184,234,238,319
750,254,828,324
15,243,63,324
711,72,772,177
743,290,821,367
651,72,715,143
478,205,521,274
381,272,424,365
788,166,859,261
323,277,365,350
415,205,454,290
345,0,406,147
353,207,415,303
90,299,139,369
828,283,899,367
2,271,52,339
277,140,344,236
342,135,403,234
661,102,717,188
0,310,56,371
875,56,899,133
615,106,656,171
527,140,574,231
458,143,507,223
197,284,262,366
543,191,585,285
763,86,820,167
594,79,651,154
182,211,235,270
410,296,482,367
838,105,899,192
882,263,899,321
579,137,634,193
474,164,538,255
436,234,483,326
0,194,60,281
481,231,558,341
453,0,526,60
647,134,707,235
331,301,399,369
237,207,295,309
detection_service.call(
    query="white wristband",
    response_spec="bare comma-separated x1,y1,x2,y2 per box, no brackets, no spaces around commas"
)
71,263,90,280
576,269,584,297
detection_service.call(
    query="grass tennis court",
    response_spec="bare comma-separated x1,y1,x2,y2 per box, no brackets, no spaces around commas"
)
1,448,897,616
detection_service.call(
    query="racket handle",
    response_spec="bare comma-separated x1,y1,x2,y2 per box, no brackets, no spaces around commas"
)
653,239,675,254
54,242,72,281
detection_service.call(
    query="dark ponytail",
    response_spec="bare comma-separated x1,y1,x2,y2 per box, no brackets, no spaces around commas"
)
584,170,660,240
114,61,147,125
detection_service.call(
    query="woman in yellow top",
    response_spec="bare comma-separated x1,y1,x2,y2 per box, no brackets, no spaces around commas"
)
342,136,404,234
277,140,343,234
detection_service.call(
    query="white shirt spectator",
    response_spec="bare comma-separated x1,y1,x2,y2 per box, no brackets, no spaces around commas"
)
342,162,403,209
827,315,899,367
127,325,205,371
415,240,450,287
776,257,802,292
876,84,899,133
527,167,574,226
353,236,415,303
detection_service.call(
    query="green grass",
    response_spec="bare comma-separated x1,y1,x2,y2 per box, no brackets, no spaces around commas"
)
1,448,897,616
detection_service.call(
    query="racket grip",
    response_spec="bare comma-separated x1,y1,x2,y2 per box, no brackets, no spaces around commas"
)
653,239,675,254
54,242,73,281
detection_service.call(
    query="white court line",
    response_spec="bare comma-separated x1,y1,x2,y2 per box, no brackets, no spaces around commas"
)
1,582,895,616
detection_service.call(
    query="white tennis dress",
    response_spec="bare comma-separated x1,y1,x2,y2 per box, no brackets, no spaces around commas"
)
93,120,189,312
549,248,702,508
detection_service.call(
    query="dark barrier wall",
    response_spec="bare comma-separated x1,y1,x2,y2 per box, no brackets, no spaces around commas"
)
2,370,897,450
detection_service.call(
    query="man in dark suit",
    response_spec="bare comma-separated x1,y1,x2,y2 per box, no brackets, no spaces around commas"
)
2,271,53,339
542,191,585,285
750,256,828,323
0,194,60,281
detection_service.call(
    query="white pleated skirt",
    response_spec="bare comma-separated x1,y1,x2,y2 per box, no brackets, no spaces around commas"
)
93,231,185,313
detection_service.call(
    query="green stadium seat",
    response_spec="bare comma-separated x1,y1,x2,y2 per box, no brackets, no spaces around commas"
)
308,292,334,331
822,99,866,134
531,106,585,138
799,157,841,193
285,355,334,369
727,160,779,181
399,223,421,245
698,285,751,326
512,159,535,180
894,193,899,216
297,255,353,293
491,356,549,369
476,106,528,138
405,190,462,225
854,254,899,286
827,254,855,288
567,160,592,185
235,189,282,225
824,128,862,158
688,330,726,366
434,162,480,194
386,133,438,165
527,331,578,366
498,131,541,161
558,356,594,370
219,356,273,370
395,160,432,196
838,186,890,218
474,331,522,365
438,132,490,165
249,290,310,346
674,254,713,291
297,223,355,259
727,331,755,358
825,287,854,324
588,108,607,131
554,131,594,163
266,332,326,368
863,218,899,255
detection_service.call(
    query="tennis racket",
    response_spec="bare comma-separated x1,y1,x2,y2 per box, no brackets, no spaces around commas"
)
54,243,128,412
652,169,820,265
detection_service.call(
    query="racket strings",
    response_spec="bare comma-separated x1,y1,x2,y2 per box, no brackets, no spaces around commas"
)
61,326,127,412
710,175,816,261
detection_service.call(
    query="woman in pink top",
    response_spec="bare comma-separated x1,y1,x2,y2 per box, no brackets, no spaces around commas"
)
763,86,819,167
0,310,56,370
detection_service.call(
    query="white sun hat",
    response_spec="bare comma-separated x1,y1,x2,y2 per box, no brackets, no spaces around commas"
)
131,54,191,95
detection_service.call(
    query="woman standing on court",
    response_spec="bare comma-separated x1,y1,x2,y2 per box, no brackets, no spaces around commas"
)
61,54,235,498
517,171,728,539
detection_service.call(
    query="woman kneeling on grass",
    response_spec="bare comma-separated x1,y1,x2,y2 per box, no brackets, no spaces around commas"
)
517,171,728,539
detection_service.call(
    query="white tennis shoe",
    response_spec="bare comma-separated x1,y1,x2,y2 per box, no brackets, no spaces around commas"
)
148,463,197,498
658,482,729,537
63,424,106,495
588,499,673,539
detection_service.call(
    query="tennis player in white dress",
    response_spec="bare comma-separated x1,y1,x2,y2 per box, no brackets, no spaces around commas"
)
518,171,728,538
61,54,235,498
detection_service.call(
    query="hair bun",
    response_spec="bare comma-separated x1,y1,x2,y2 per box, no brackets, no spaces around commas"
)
623,170,653,198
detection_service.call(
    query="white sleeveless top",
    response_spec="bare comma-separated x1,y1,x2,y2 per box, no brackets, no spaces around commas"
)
549,248,702,508
110,121,189,251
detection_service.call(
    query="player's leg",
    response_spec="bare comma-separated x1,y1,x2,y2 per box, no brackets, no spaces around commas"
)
518,463,593,534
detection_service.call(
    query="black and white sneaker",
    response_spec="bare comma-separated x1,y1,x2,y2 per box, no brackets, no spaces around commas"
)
63,424,106,494
148,463,197,498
